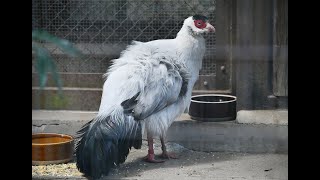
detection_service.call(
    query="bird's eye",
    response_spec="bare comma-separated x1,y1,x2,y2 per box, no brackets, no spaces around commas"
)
194,20,207,29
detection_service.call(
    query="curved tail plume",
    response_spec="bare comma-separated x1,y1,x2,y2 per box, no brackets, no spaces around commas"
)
75,111,142,179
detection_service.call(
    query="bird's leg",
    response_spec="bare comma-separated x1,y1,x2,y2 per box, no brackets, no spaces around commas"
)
160,136,178,159
143,135,165,163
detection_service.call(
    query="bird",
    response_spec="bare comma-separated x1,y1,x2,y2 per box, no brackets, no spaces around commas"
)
75,14,215,179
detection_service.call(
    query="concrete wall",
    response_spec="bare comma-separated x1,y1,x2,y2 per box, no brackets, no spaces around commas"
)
32,111,288,153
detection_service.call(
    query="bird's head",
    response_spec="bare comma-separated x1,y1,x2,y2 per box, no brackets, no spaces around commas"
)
183,15,215,36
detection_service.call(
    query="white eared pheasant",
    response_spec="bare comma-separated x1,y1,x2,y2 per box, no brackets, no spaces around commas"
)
76,14,215,179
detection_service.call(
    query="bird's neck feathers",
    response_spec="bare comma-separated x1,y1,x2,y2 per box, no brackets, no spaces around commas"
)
175,24,206,60
175,24,205,75
176,24,205,42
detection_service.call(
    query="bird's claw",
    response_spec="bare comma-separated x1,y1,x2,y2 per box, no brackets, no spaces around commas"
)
143,154,165,163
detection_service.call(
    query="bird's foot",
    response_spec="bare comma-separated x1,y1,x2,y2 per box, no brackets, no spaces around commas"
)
143,154,165,163
160,152,178,159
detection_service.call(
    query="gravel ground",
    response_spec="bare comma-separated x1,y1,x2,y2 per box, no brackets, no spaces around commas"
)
32,140,288,180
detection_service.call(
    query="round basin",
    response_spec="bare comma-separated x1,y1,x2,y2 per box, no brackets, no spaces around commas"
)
189,94,237,121
32,133,74,165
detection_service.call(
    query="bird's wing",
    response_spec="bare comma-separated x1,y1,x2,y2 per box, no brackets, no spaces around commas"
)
131,60,189,120
99,42,189,120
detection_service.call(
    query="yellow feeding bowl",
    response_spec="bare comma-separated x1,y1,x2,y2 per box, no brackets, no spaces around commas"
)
32,133,74,165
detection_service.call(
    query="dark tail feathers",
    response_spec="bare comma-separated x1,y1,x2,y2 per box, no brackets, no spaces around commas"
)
75,115,142,179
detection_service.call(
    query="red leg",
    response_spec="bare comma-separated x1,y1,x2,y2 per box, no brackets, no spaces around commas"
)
143,135,164,163
160,136,178,159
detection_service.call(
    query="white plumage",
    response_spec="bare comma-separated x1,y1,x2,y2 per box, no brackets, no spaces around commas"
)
76,15,214,179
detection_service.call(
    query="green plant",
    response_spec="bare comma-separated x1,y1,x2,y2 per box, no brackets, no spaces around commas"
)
32,30,82,94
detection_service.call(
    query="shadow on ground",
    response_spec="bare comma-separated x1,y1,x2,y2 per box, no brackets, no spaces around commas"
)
32,140,288,180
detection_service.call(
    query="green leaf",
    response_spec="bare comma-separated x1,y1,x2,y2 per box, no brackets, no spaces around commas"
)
33,43,51,89
48,56,63,96
32,30,82,57
32,42,62,93
32,29,82,94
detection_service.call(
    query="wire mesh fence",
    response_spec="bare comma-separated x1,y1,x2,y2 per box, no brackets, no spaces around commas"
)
32,0,216,75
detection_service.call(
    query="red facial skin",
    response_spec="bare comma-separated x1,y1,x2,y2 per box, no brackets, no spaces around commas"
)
194,20,207,29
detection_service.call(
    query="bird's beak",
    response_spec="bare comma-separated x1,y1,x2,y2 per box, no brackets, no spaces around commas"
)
206,23,215,33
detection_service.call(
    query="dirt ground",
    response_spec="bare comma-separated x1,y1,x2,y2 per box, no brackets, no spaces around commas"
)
32,140,288,180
